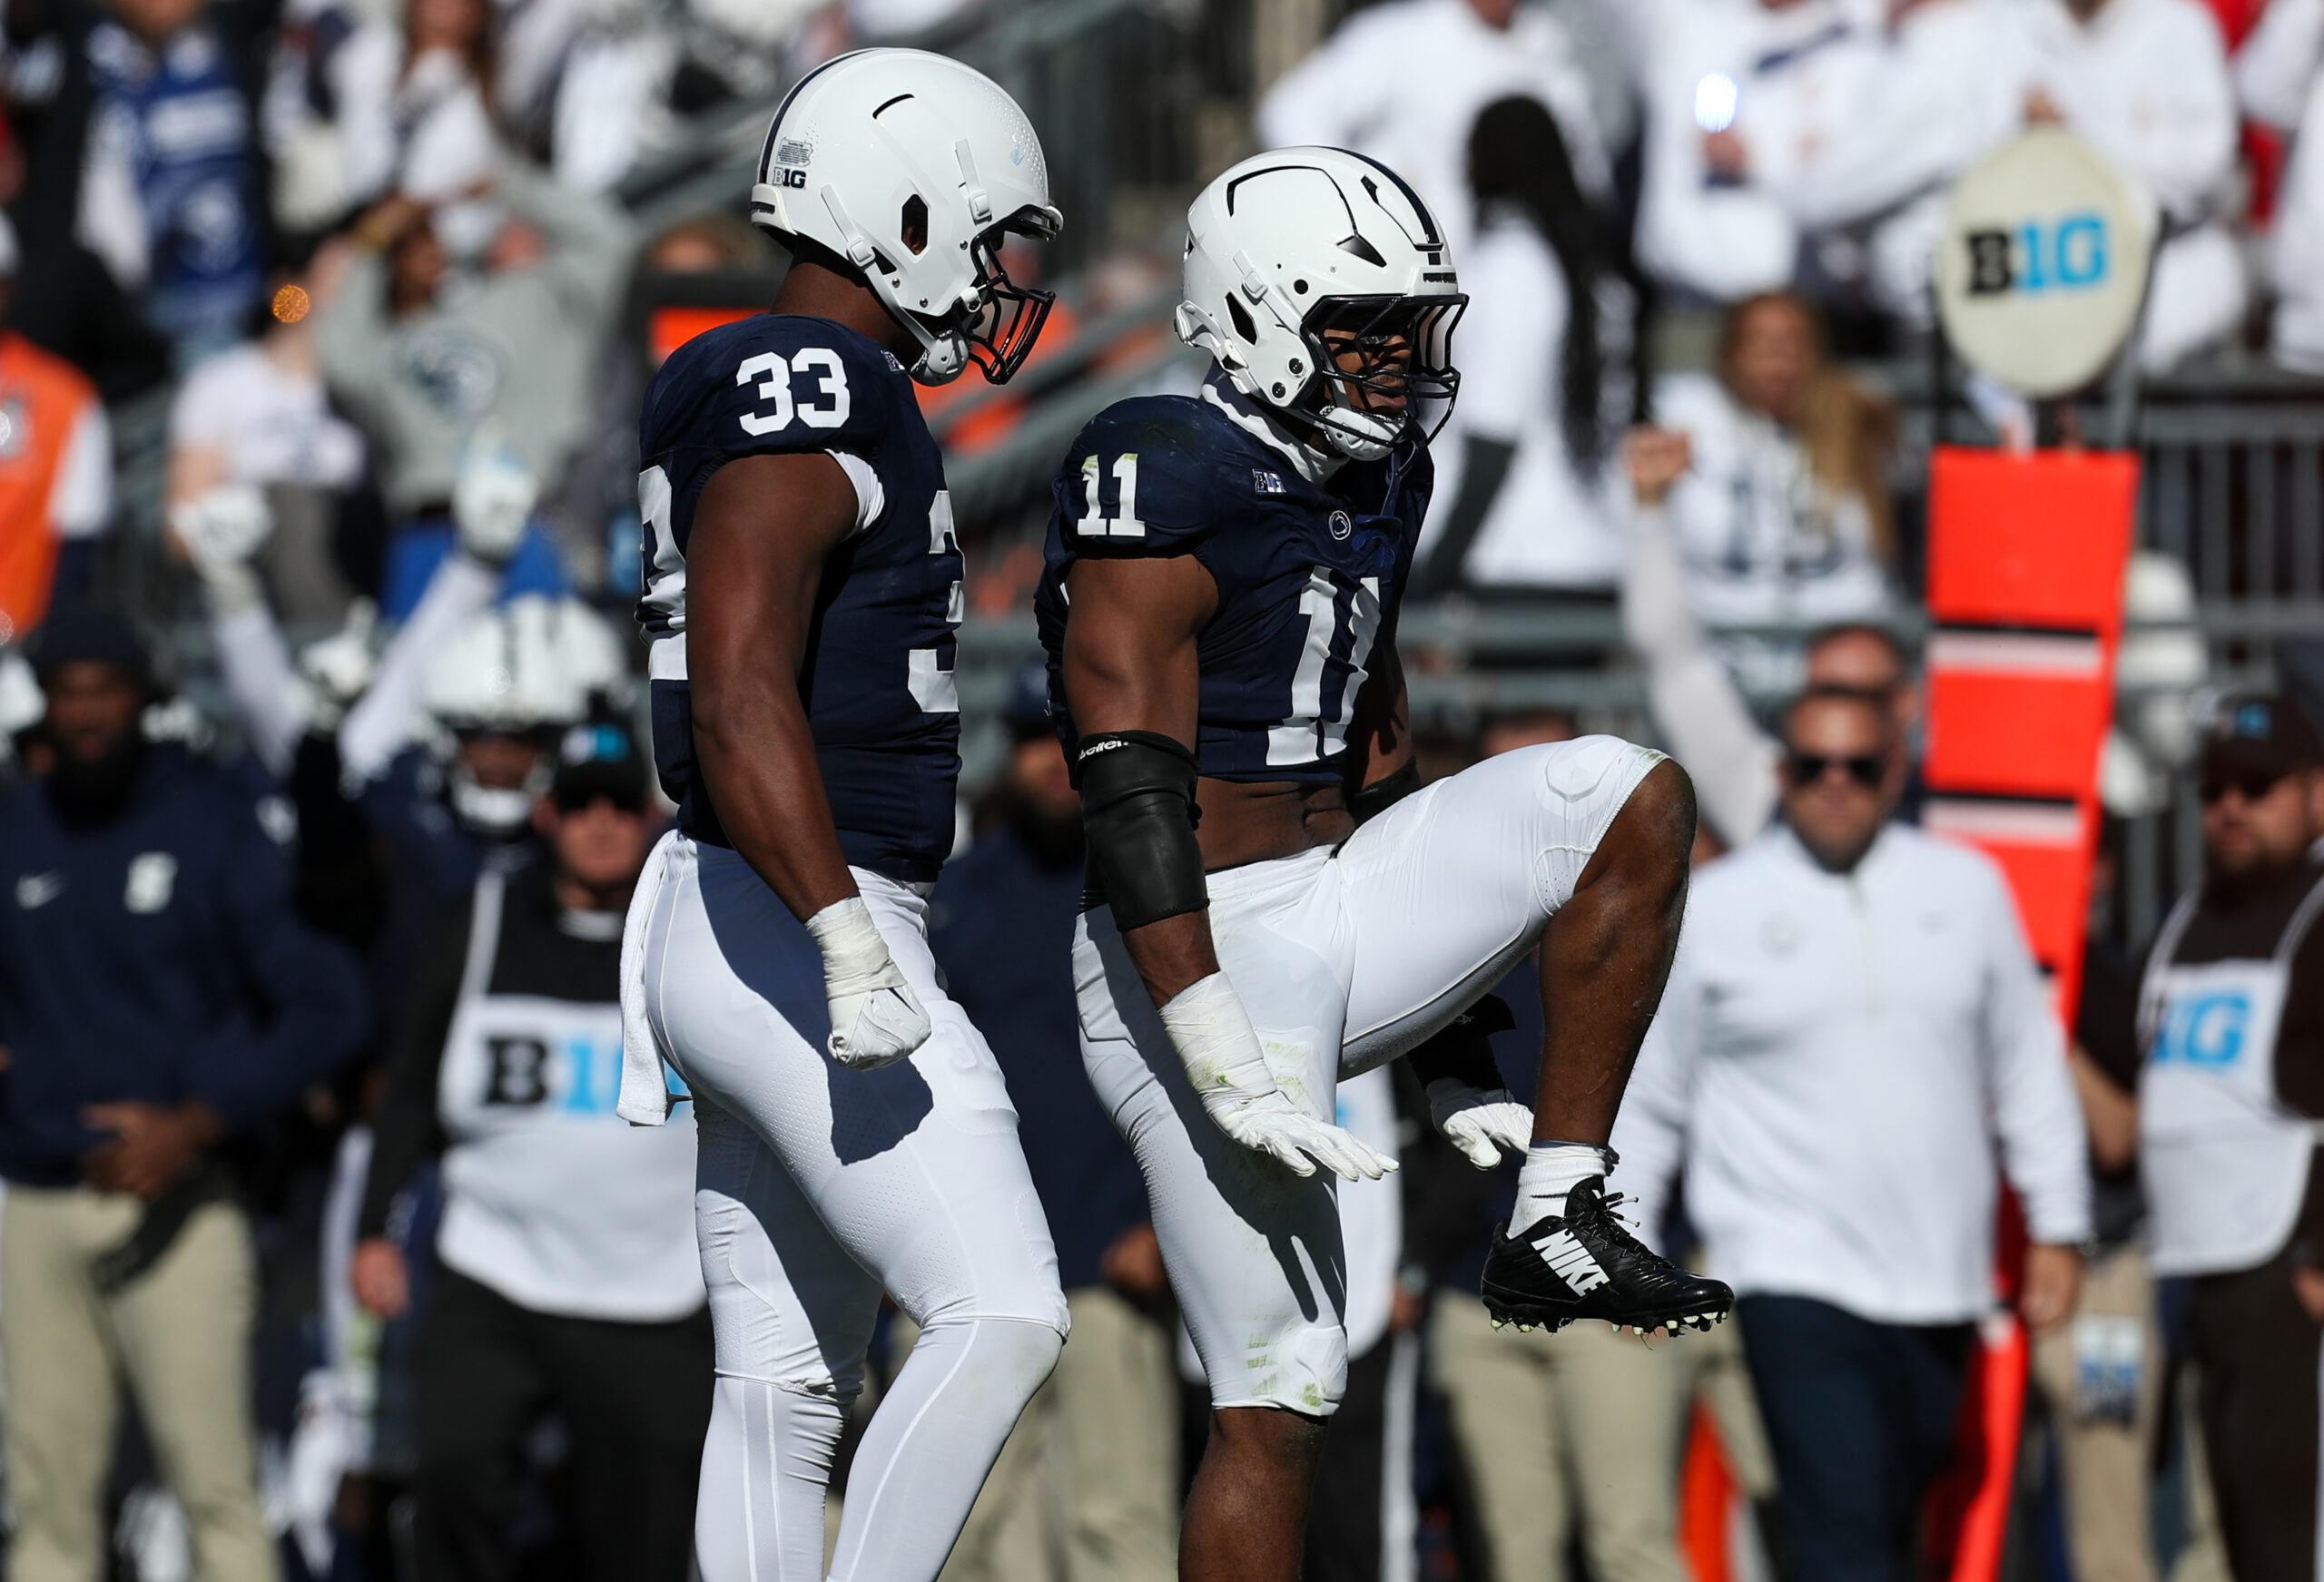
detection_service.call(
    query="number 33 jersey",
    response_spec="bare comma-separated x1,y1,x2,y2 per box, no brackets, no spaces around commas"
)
1033,374,1433,782
637,315,964,885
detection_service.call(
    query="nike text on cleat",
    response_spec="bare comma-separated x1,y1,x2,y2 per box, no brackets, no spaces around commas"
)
1479,1176,1734,1335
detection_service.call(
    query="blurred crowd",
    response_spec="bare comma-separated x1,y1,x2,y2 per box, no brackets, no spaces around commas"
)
0,0,2319,1577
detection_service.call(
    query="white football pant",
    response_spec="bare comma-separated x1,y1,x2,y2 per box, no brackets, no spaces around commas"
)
1077,736,1666,1416
637,836,1068,1582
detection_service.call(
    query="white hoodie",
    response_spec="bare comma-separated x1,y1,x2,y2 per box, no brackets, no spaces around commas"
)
1613,821,2093,1325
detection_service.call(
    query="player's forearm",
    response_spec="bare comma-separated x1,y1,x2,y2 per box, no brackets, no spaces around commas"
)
1120,910,1225,1008
694,680,860,923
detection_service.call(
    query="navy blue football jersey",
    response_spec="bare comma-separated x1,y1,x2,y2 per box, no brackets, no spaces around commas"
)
1034,374,1433,783
637,315,963,884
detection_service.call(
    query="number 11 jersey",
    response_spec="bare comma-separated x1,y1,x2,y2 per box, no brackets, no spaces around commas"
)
637,314,964,885
1033,372,1434,783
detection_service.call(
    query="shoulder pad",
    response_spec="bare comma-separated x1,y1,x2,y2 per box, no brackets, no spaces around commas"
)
1054,397,1228,559
647,315,902,462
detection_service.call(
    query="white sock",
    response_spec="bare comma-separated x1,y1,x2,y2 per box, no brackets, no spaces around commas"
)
1509,1142,1608,1234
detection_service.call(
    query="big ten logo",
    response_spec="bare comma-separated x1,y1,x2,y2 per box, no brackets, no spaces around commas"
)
775,167,807,189
482,1033,630,1115
1965,212,2110,297
2156,990,2251,1069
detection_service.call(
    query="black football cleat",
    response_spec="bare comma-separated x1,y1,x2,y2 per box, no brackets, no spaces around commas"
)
1480,1176,1733,1336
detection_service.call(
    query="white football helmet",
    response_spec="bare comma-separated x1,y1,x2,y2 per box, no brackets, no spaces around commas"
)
1177,147,1465,461
749,48,1063,387
422,596,630,835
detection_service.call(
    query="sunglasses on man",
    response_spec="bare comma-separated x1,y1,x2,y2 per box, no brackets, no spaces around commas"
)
551,784,648,815
1784,752,1885,790
2200,767,2291,805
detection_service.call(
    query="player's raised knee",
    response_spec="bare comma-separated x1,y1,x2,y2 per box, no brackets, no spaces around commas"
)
1621,757,1699,869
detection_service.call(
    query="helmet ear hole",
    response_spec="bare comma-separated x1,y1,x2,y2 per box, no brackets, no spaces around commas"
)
901,195,929,255
1227,293,1258,343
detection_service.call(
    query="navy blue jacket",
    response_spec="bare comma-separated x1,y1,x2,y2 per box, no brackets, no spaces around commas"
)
929,820,1147,1291
0,748,369,1185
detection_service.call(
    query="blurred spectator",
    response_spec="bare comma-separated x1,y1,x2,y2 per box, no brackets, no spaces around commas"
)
2031,838,2162,1582
392,0,504,256
1255,0,1606,257
0,212,113,644
1615,687,2090,1582
351,729,708,1582
8,0,270,383
316,161,631,615
261,0,400,231
543,0,684,193
1631,0,1824,309
0,604,367,1582
929,670,1177,1582
2237,0,2324,371
1624,418,1917,845
1990,0,2247,370
167,238,368,626
1652,293,1896,685
1706,0,2006,330
78,0,268,362
2139,695,2324,1582
1413,96,1640,595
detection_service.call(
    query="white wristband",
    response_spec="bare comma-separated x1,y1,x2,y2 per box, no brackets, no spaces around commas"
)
1159,972,1276,1104
804,895,892,990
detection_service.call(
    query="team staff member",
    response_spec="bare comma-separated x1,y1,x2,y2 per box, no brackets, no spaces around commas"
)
0,606,368,1582
1615,687,2090,1582
351,730,707,1582
2139,695,2324,1582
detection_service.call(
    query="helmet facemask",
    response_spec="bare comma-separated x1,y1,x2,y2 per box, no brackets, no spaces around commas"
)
952,221,1055,385
891,199,1059,387
1296,294,1465,461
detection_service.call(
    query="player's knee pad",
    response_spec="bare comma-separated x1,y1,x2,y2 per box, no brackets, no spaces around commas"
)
906,1315,1065,1410
1513,735,1670,904
1223,1319,1348,1417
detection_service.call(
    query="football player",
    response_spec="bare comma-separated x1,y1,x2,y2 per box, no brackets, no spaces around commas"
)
615,49,1071,1582
1034,148,1733,1581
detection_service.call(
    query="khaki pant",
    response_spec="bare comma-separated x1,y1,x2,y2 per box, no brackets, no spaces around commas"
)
2030,1245,2162,1582
1431,1291,1776,1582
934,1285,1179,1582
0,1186,276,1582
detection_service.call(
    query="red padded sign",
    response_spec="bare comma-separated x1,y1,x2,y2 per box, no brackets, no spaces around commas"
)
1925,448,2139,634
1924,671,2111,798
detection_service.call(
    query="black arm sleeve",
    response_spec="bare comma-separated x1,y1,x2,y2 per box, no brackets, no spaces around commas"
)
1076,731,1208,933
355,904,469,1239
1404,994,1516,1092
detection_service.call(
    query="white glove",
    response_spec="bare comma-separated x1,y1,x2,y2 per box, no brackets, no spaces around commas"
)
1161,974,1398,1182
451,439,537,567
1426,1079,1534,1170
172,485,274,612
805,896,931,1069
296,600,379,729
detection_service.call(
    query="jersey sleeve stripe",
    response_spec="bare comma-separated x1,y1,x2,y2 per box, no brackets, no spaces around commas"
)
830,449,886,536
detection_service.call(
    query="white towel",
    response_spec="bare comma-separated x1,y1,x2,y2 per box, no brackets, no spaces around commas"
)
616,829,680,1125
